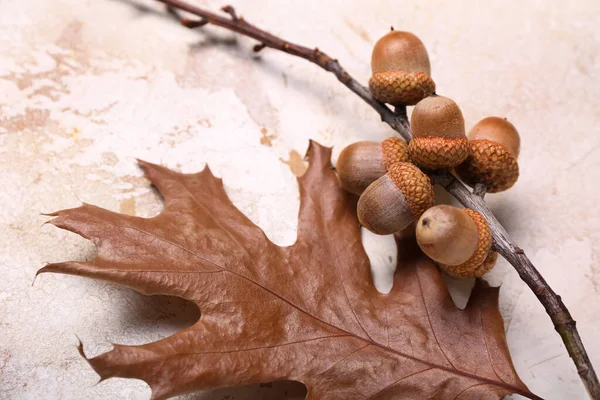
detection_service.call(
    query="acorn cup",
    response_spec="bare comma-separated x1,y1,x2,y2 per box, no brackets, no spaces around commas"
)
455,116,521,193
336,137,409,195
416,205,496,278
408,95,471,169
368,30,435,106
357,162,435,235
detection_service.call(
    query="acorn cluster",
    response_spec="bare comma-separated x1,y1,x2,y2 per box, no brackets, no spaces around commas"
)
336,30,521,279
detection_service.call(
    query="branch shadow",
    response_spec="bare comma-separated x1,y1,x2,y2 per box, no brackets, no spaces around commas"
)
111,0,380,140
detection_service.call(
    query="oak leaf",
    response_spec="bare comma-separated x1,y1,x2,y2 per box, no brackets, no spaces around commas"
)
40,141,537,400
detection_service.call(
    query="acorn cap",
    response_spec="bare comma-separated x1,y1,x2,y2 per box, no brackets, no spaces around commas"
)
416,205,479,266
371,30,431,75
443,251,498,279
438,209,493,278
408,136,470,169
408,96,470,169
369,71,435,106
387,162,435,220
336,138,409,195
357,162,434,235
468,116,520,158
381,136,410,169
455,141,519,193
455,117,521,193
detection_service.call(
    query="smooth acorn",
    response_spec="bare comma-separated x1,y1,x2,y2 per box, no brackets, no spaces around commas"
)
368,30,435,106
416,205,494,278
455,116,520,193
336,137,408,195
408,95,470,169
358,162,435,235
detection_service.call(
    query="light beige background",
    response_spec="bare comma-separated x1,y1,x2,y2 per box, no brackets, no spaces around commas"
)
1,0,599,399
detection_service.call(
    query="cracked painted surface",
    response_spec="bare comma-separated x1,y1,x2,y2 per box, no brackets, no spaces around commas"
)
1,0,599,399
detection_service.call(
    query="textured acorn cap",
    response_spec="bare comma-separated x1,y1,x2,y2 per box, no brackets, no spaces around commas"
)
408,96,469,169
381,137,409,169
371,30,431,75
468,116,520,158
455,140,519,193
443,251,498,279
336,138,409,195
438,209,493,278
408,136,470,169
416,205,479,266
357,162,434,235
369,71,435,106
387,162,435,220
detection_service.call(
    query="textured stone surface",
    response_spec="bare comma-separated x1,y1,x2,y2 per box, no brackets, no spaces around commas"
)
1,0,599,399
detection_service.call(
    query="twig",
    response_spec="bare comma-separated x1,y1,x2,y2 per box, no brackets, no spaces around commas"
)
154,1,599,397
473,182,487,198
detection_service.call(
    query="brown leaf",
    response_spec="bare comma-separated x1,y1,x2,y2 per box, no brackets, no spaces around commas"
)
40,141,537,400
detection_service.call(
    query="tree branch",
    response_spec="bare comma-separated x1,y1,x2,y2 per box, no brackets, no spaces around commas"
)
155,1,599,397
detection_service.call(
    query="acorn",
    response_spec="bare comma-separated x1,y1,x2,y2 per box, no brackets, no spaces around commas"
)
336,137,409,195
408,95,470,169
416,205,494,278
368,30,435,106
455,116,520,193
358,162,435,235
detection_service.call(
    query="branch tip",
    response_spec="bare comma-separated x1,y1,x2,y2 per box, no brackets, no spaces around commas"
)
221,5,238,20
253,43,267,52
182,18,209,28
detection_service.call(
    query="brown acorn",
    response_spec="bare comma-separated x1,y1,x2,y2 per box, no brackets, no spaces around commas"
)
416,205,494,278
408,95,470,169
368,30,435,106
358,162,435,235
455,116,520,193
336,137,409,195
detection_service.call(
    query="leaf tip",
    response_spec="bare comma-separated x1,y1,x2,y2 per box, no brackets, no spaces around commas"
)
200,163,218,179
33,265,52,285
304,140,333,166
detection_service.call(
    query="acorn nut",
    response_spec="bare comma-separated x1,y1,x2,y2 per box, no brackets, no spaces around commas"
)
336,137,409,195
455,116,520,193
416,205,495,278
368,30,435,106
408,95,470,169
358,162,435,235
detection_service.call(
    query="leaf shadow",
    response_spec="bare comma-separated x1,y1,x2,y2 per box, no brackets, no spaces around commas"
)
103,286,201,344
177,380,307,400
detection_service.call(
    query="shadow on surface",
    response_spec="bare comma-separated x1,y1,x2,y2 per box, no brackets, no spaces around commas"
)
179,380,307,400
108,288,201,342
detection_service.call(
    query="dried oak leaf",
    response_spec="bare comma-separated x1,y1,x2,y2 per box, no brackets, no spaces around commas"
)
40,141,537,400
